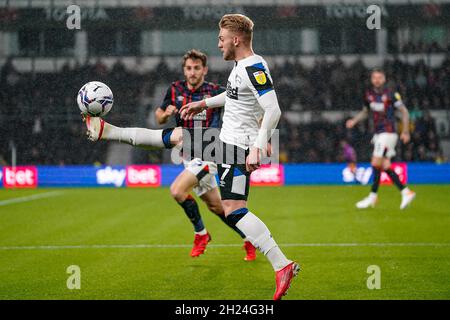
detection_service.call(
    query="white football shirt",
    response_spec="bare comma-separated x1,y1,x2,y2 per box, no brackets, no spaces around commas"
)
220,54,275,149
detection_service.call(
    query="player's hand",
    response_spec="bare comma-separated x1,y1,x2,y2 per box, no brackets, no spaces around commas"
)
165,105,178,117
180,100,206,120
400,132,410,144
246,147,261,173
346,119,356,129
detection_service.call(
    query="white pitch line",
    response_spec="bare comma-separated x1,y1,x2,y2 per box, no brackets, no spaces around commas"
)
0,242,449,251
0,191,64,207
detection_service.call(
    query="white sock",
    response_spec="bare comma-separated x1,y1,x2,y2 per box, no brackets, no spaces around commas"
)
195,229,207,236
266,247,292,271
236,211,291,271
103,123,165,148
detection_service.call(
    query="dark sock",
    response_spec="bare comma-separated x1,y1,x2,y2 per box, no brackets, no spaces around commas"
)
179,195,205,232
217,214,246,239
385,168,405,191
226,208,249,226
371,166,381,193
161,128,174,149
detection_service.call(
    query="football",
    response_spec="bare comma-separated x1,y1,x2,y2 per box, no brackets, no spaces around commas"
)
77,81,113,117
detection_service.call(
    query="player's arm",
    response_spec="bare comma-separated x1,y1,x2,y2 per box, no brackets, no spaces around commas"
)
155,106,178,125
253,91,281,150
346,106,369,129
155,86,178,124
180,91,226,120
394,92,411,144
257,116,272,156
243,63,280,171
247,90,281,172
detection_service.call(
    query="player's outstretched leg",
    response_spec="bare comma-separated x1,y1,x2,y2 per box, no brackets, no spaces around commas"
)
226,208,300,300
84,115,181,148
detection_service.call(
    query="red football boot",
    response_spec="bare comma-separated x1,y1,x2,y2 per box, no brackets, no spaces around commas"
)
190,232,211,257
273,262,300,300
243,241,257,261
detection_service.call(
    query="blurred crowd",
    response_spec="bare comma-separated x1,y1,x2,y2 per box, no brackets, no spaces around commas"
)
278,112,445,164
0,58,158,165
0,55,448,166
271,55,450,112
394,41,450,54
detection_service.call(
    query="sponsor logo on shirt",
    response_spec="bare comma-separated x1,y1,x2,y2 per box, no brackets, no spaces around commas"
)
370,102,385,112
193,109,207,121
226,81,238,100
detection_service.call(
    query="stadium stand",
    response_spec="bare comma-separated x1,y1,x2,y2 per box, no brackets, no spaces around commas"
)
1,55,448,165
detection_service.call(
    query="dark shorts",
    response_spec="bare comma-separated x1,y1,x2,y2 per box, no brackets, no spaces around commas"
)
175,129,251,200
217,142,250,201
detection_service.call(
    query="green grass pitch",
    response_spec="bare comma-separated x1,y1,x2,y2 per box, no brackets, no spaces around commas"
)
0,185,449,300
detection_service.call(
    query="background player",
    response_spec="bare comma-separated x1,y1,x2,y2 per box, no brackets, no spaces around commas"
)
346,69,416,209
180,14,299,300
154,49,256,260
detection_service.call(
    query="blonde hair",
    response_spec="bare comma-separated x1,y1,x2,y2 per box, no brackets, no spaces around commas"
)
219,14,254,43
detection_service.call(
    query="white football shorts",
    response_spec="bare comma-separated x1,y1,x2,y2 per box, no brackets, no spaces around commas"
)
372,132,398,159
183,158,218,196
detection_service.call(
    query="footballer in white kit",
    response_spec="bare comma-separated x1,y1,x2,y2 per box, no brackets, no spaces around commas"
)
181,14,300,300
83,13,299,300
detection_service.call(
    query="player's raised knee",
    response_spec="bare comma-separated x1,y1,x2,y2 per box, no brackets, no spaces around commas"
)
170,184,187,203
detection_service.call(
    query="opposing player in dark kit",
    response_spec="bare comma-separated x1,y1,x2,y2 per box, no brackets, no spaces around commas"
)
346,69,416,209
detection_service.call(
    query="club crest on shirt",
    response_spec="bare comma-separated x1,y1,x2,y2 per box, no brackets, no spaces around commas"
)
177,96,184,102
253,71,267,85
193,109,207,121
235,75,242,86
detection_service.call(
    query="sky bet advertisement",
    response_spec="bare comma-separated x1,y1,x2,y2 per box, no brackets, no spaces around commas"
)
1,163,450,188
